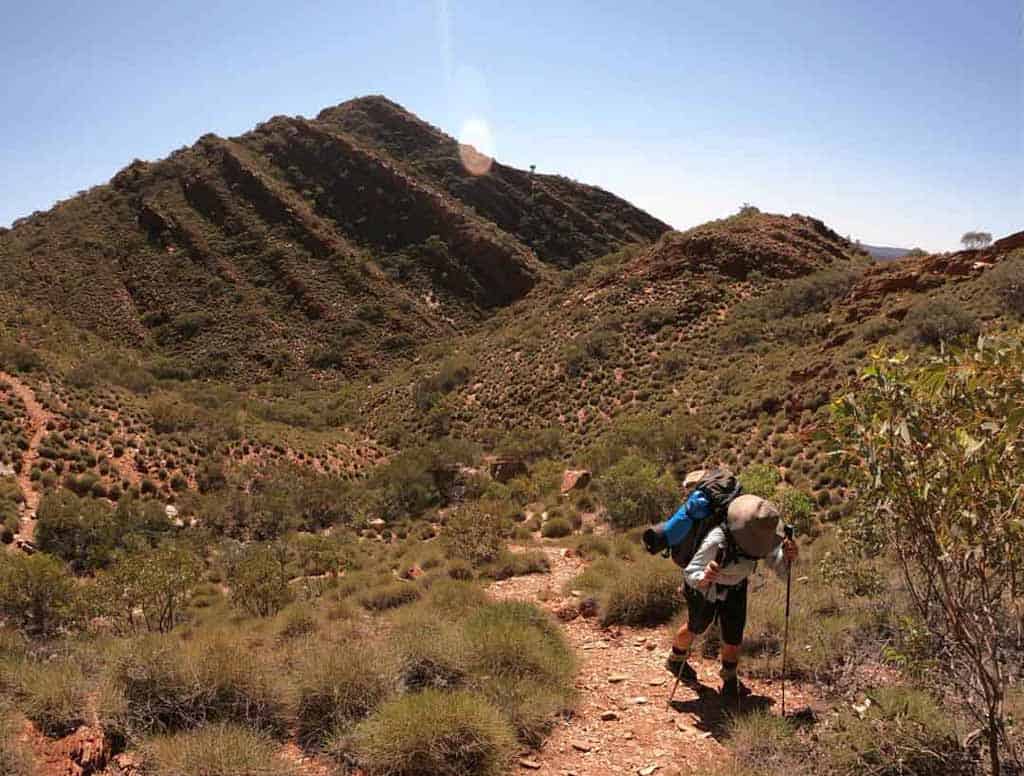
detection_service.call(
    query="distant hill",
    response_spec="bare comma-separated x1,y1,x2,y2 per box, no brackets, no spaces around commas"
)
862,244,912,261
0,96,670,381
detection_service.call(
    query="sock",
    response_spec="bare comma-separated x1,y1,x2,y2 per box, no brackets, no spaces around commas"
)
671,646,690,661
719,660,738,681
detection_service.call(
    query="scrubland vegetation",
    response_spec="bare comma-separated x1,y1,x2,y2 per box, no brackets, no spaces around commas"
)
0,154,1020,776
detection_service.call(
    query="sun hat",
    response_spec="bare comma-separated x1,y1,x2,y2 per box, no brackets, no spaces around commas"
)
726,494,781,559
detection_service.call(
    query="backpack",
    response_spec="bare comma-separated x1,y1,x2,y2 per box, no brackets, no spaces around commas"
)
642,468,742,569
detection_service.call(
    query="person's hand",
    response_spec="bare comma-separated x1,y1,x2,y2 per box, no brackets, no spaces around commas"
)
782,538,798,564
701,560,720,588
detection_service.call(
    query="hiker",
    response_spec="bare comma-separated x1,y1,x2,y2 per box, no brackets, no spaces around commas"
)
666,493,798,699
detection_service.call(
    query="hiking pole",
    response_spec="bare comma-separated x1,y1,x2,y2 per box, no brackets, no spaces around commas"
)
781,524,794,718
667,663,683,708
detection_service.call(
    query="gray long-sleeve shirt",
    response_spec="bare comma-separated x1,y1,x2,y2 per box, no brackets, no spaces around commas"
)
684,525,790,601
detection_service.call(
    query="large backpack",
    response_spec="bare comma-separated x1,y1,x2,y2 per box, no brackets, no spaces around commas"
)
642,468,742,569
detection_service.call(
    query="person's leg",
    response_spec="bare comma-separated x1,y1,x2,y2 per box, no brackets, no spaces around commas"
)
667,586,715,681
718,581,749,697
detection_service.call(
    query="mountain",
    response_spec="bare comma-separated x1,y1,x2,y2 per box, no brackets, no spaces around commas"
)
0,96,669,381
862,243,912,261
0,96,1020,516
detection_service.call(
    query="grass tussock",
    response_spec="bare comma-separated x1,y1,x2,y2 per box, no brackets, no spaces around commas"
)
293,645,397,749
570,555,682,626
100,633,288,739
16,660,88,738
347,689,515,776
141,723,297,776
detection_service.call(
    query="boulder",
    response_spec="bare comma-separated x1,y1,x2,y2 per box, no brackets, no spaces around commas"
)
560,469,592,494
484,456,527,483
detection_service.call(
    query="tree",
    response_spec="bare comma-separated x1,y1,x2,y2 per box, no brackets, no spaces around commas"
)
225,543,291,617
0,552,77,636
961,231,993,250
92,543,202,633
831,337,1024,774
598,455,678,529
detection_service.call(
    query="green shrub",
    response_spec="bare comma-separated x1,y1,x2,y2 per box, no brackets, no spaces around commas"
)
390,609,470,691
822,686,972,775
225,544,292,617
739,464,781,499
479,550,550,581
0,552,77,636
989,254,1024,317
293,646,396,749
596,556,681,626
462,602,575,741
16,660,88,737
347,690,515,776
0,339,41,373
102,634,288,738
359,581,421,611
902,299,979,347
541,517,572,538
424,579,488,618
724,710,797,773
598,455,678,529
441,503,505,566
141,723,296,776
777,488,816,536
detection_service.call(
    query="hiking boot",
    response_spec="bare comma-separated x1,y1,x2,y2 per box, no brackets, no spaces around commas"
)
665,654,699,684
720,676,752,700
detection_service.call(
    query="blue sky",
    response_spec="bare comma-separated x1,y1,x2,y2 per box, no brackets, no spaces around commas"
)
2,0,1020,251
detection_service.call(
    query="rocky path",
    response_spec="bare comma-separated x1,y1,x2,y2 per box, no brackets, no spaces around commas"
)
1,371,53,548
490,546,818,776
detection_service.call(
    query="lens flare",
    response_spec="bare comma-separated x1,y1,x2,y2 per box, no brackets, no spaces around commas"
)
458,117,494,176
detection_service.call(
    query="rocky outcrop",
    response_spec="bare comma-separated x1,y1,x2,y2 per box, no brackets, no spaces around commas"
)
560,469,592,494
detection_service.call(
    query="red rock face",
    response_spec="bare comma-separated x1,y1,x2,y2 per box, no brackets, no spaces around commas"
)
560,469,592,494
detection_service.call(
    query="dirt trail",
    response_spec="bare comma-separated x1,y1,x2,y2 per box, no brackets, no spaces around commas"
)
490,546,818,776
1,371,54,547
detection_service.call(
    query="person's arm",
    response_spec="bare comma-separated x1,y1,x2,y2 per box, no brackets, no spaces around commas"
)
684,528,723,589
764,536,798,579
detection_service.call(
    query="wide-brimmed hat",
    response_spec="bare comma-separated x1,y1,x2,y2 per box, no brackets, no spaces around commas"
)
726,494,781,559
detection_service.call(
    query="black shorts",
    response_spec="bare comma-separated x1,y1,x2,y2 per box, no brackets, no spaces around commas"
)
685,579,748,646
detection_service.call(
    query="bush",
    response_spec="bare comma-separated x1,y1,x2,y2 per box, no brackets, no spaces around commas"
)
423,580,488,618
479,549,549,582
0,339,41,373
462,602,575,742
16,660,88,737
358,581,421,611
293,647,396,749
724,710,797,773
989,254,1024,317
821,686,972,775
35,493,170,572
595,556,681,626
739,464,781,499
102,634,288,738
777,488,816,536
347,690,515,776
541,517,572,538
0,552,77,636
902,299,979,347
141,723,296,776
598,455,678,529
225,544,292,617
762,268,859,318
390,609,470,691
441,503,505,567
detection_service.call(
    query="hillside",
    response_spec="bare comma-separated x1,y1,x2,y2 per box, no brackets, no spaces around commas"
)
0,96,669,382
0,96,1022,776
